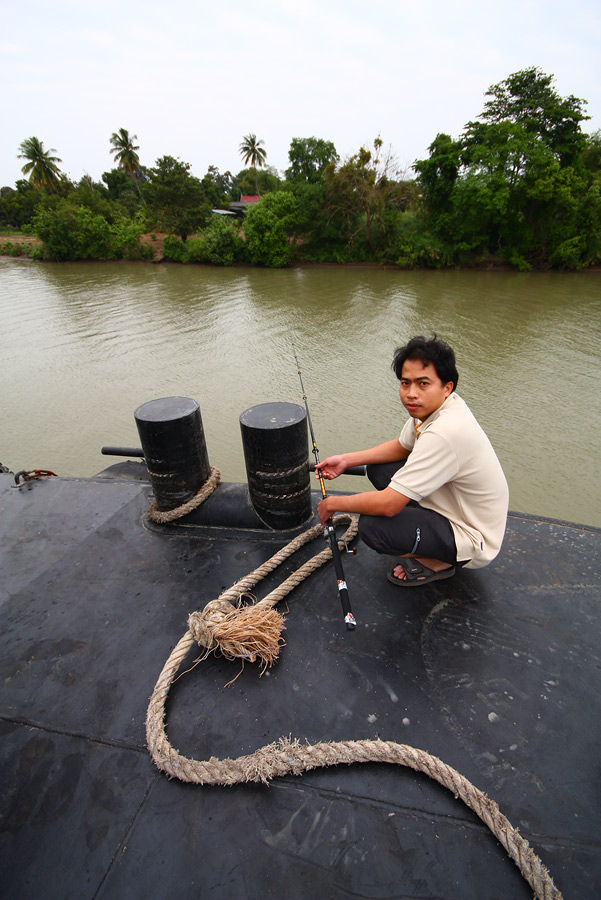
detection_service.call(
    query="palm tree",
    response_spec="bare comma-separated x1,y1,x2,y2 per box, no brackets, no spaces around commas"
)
239,134,267,194
18,137,63,191
110,128,144,202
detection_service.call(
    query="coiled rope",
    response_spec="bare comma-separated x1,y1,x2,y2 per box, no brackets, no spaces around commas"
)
145,471,562,900
147,466,221,523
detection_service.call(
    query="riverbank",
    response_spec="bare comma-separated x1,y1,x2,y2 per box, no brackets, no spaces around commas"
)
0,231,166,260
2,233,600,272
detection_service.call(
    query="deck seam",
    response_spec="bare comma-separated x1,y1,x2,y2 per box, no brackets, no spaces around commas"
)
0,714,147,754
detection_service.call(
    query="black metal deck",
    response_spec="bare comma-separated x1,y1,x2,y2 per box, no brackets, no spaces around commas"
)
1,464,600,899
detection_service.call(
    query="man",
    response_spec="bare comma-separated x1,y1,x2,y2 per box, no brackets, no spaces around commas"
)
316,336,509,586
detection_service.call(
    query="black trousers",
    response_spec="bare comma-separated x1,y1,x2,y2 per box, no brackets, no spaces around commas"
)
357,461,458,565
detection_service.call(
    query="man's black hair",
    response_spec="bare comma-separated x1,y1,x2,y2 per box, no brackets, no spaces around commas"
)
391,335,459,391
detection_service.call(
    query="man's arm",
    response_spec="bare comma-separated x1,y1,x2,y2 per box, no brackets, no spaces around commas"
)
318,439,410,479
318,486,409,525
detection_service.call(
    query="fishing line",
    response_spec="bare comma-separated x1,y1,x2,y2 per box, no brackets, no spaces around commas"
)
292,342,357,630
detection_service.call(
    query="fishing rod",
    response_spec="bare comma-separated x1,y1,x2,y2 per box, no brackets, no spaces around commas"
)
293,344,357,631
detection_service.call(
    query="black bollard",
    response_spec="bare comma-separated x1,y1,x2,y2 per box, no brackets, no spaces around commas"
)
239,402,312,529
135,397,210,512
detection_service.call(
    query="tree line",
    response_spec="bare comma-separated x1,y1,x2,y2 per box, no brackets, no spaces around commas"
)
2,68,600,270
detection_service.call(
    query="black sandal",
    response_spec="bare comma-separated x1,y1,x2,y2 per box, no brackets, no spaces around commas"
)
386,559,456,587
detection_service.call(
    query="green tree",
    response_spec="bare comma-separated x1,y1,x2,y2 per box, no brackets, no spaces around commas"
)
110,128,141,176
231,166,282,199
284,136,418,264
414,68,597,268
200,168,232,209
72,175,138,225
413,133,461,220
239,134,267,194
324,137,403,257
285,137,339,183
143,156,212,241
582,130,601,173
110,128,145,203
17,137,63,191
242,191,298,267
0,180,42,229
102,168,143,215
478,67,589,167
206,166,234,202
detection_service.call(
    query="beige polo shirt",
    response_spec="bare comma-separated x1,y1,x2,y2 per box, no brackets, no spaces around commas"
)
390,393,508,569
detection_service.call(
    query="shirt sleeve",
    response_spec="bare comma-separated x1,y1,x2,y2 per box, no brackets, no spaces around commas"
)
399,417,415,451
390,431,459,501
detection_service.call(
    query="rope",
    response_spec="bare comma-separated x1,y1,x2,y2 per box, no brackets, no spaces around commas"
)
160,512,358,666
145,471,562,900
146,734,561,900
147,466,221,523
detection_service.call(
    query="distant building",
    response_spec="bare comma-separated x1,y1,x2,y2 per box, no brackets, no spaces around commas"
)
229,195,260,217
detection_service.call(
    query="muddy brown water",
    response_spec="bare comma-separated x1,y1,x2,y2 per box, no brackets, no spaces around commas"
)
1,259,600,526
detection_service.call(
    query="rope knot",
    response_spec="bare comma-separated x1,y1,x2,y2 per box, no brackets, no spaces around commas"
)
188,599,237,650
188,596,286,668
182,515,358,669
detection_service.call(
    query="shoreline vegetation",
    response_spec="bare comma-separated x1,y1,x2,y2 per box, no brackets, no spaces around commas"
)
2,233,600,273
3,69,600,272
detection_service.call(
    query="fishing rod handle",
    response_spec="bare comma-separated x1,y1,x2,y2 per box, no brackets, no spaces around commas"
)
325,521,356,630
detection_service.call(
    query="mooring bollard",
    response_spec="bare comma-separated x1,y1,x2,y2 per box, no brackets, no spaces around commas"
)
239,402,312,529
135,397,210,512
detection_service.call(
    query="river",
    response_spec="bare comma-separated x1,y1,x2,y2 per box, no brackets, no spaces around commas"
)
1,258,600,527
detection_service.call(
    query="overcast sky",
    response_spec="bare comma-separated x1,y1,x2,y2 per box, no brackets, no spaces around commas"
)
2,0,600,188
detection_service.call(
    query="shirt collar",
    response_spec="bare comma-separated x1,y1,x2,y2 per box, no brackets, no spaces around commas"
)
414,392,458,433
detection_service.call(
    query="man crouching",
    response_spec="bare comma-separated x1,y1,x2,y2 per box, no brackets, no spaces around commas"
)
317,335,509,586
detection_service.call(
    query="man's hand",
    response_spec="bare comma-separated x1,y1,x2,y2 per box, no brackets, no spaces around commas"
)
316,455,347,480
318,486,410,525
317,497,333,525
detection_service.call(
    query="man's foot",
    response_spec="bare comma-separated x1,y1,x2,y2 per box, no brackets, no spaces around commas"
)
387,557,455,588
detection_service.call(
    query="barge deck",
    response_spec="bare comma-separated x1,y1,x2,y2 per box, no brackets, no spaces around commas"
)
1,463,600,899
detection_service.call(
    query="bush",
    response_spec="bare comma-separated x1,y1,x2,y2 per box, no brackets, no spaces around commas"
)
242,192,298,267
380,211,453,268
303,245,353,264
162,234,189,262
548,236,586,270
140,243,155,260
33,202,115,260
111,214,150,259
505,248,532,271
186,216,244,266
0,241,30,257
32,200,151,260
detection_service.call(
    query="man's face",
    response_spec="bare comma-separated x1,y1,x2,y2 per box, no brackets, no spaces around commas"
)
399,358,453,421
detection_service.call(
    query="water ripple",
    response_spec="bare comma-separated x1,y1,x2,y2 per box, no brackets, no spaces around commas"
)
1,259,600,526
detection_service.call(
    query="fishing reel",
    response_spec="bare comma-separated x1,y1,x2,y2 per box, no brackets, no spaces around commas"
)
324,521,357,555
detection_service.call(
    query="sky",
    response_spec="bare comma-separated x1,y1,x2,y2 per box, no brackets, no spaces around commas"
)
2,0,600,188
